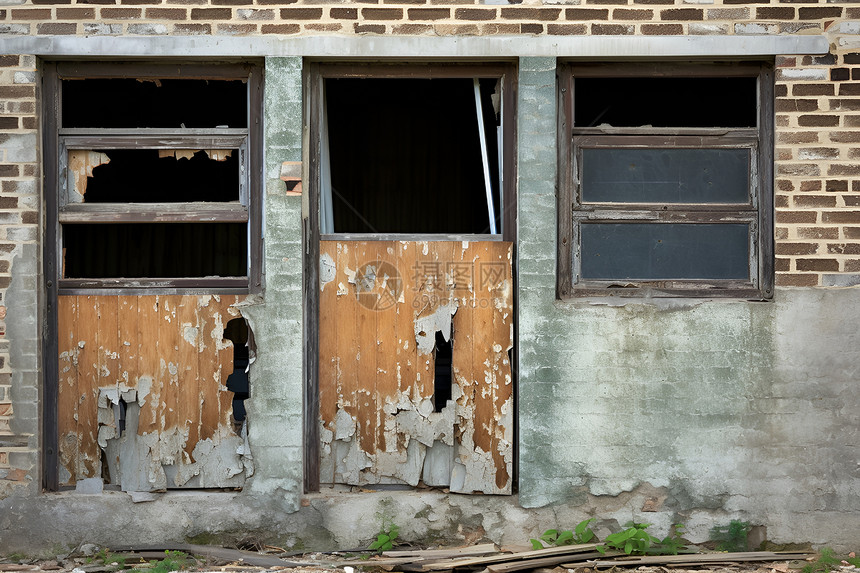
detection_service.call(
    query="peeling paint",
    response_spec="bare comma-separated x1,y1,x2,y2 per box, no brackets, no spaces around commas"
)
67,150,110,203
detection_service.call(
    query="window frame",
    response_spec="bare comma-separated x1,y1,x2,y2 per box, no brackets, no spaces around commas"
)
311,62,518,243
45,61,263,295
557,61,774,300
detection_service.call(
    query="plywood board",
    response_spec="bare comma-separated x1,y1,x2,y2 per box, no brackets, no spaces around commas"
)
318,241,513,494
57,294,249,490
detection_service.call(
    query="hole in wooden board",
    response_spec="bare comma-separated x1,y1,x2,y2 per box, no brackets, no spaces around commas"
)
433,331,453,413
223,317,250,434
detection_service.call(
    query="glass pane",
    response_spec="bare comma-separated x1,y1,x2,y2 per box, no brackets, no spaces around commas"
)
63,223,247,278
581,148,750,204
66,149,240,204
62,78,248,129
574,77,757,128
580,223,750,281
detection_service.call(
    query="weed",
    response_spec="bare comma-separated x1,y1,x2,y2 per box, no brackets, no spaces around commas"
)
710,520,751,552
802,548,860,573
598,522,686,556
128,550,191,573
87,548,127,571
530,519,597,550
368,520,400,553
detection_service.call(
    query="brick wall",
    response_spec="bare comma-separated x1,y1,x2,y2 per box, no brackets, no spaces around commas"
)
0,53,39,496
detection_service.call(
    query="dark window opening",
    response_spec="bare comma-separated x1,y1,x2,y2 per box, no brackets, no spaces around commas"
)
433,331,453,413
73,149,240,203
223,317,250,433
574,77,757,128
63,222,247,278
324,77,502,234
62,78,248,129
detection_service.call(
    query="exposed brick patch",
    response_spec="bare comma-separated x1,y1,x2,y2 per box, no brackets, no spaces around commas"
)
640,23,682,34
500,7,560,20
455,8,495,20
330,7,357,19
407,7,447,19
566,8,608,20
280,7,323,19
363,7,403,19
661,8,702,20
592,22,633,34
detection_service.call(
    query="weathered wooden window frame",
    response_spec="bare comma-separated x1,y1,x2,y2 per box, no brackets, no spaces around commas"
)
46,62,263,295
557,62,774,300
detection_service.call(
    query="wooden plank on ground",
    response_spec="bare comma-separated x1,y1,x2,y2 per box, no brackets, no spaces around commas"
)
384,543,499,558
589,552,812,568
422,544,603,570
488,551,605,573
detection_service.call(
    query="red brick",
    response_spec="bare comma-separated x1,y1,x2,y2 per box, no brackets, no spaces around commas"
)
519,23,541,33
565,8,608,19
828,164,860,176
632,0,672,4
547,23,587,34
407,7,446,19
831,68,850,81
757,6,794,19
775,99,819,112
793,84,834,96
777,132,819,144
798,115,839,127
793,195,837,208
455,8,495,20
190,7,230,19
391,23,430,33
796,258,839,272
843,227,860,239
826,180,849,192
592,23,632,34
57,7,95,17
174,23,210,33
100,7,140,17
147,8,186,18
330,7,357,19
0,118,17,130
363,7,403,19
280,7,323,19
613,8,652,19
120,0,162,5
776,243,819,256
776,273,819,287
776,211,817,224
775,257,790,272
481,23,519,34
797,227,839,240
775,195,789,209
585,0,627,4
216,23,256,32
0,166,19,178
822,211,860,224
353,22,385,33
261,23,300,33
211,0,252,5
830,131,860,143
798,6,842,20
800,180,822,192
37,22,77,33
827,243,860,255
661,8,702,20
640,23,682,34
11,9,52,19
840,84,860,97
0,56,19,67
500,7,560,20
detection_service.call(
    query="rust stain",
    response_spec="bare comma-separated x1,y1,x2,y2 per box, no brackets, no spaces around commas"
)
57,294,246,487
318,241,513,494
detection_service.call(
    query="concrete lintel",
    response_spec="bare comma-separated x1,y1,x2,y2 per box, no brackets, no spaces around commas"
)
0,34,828,58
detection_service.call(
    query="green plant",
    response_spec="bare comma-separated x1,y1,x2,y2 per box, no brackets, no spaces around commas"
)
87,548,127,571
129,550,191,573
802,548,860,573
530,519,597,550
710,520,751,552
368,521,400,553
598,522,686,556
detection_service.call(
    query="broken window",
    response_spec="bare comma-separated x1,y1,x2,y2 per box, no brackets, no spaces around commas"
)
557,63,774,299
312,64,516,495
53,63,261,291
